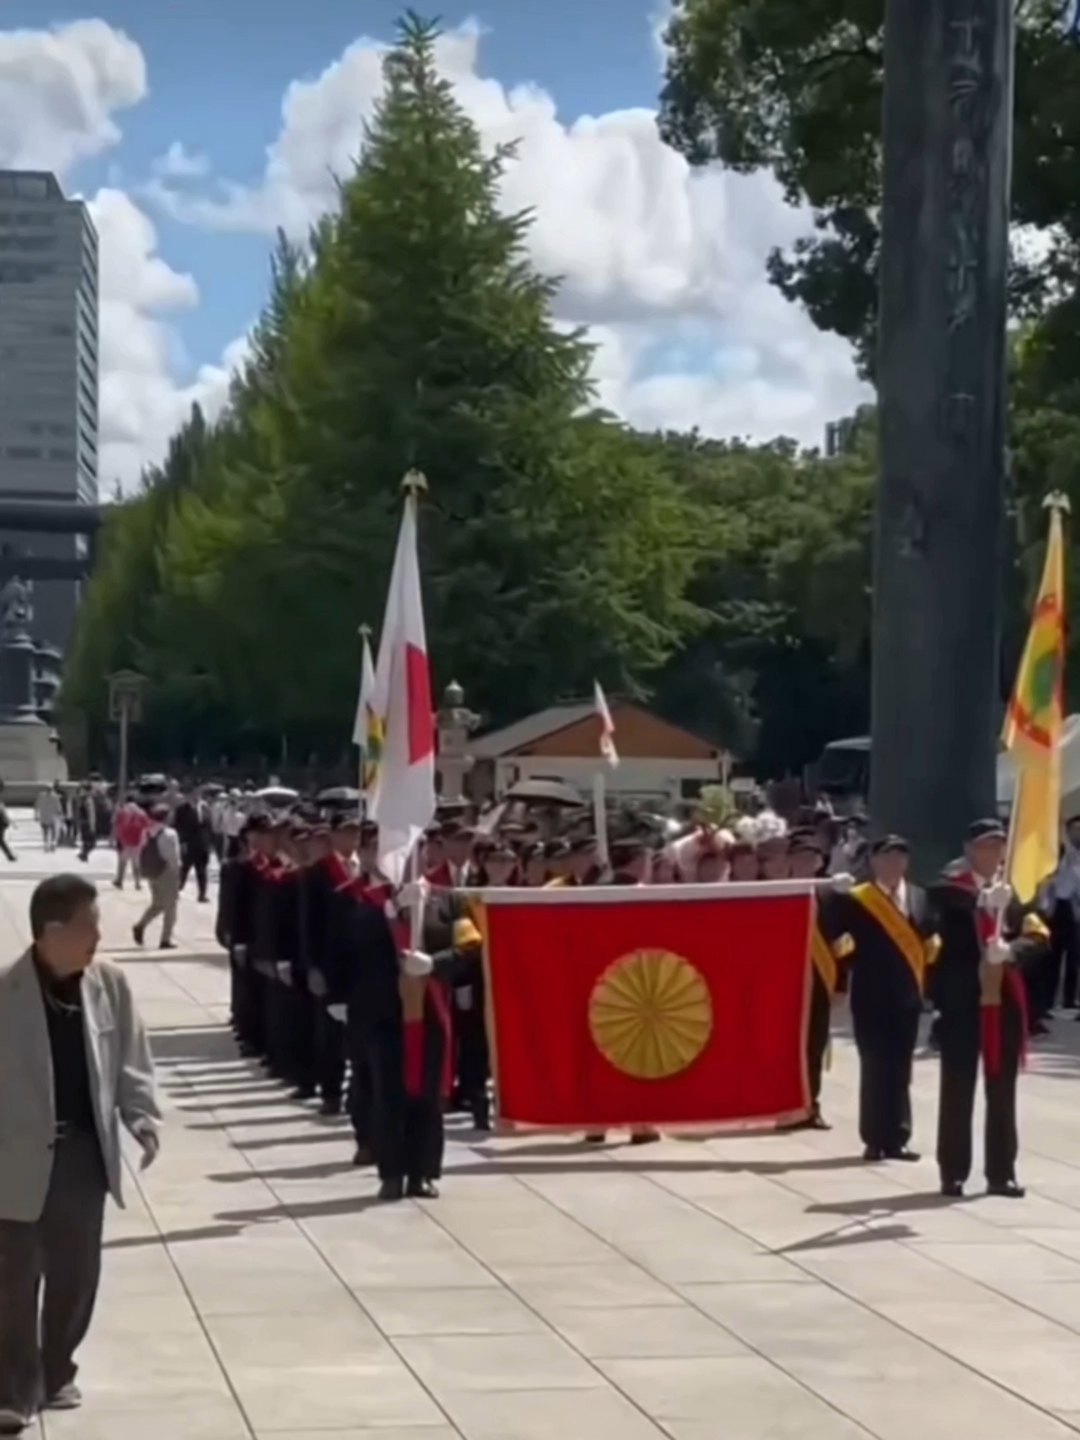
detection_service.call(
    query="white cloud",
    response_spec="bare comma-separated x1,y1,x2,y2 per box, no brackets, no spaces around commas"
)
88,189,238,493
147,22,869,446
0,19,145,173
152,140,209,180
0,19,242,491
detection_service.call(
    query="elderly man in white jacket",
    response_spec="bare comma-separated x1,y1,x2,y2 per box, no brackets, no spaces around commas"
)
0,874,160,1434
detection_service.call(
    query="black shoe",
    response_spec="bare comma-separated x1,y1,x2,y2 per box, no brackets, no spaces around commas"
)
352,1144,373,1167
378,1177,405,1202
987,1179,1026,1199
291,1085,317,1102
0,1409,31,1434
809,1111,832,1131
863,1146,885,1162
941,1180,964,1198
160,940,177,950
885,1148,921,1163
407,1178,439,1199
1031,1020,1051,1037
472,1112,492,1132
629,1130,661,1146
318,1097,342,1117
132,925,144,947
584,1132,606,1144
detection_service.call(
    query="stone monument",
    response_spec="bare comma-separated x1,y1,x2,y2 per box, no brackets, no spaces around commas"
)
871,0,1015,873
0,576,66,799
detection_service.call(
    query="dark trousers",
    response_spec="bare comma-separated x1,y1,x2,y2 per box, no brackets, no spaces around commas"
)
1047,901,1079,1011
454,992,490,1127
0,1131,107,1416
937,1000,1022,1187
288,978,317,1092
852,1003,920,1154
346,1011,371,1147
807,973,831,1111
262,970,292,1078
315,1002,345,1106
180,849,209,901
0,832,15,863
365,1021,443,1184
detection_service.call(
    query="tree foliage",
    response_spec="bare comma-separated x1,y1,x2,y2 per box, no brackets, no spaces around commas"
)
659,0,1080,380
63,13,878,779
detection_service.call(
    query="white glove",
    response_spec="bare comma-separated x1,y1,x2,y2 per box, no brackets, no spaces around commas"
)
276,961,292,984
397,878,430,912
831,873,855,894
308,969,327,998
985,937,1012,967
979,881,1012,914
327,1003,347,1023
135,1127,160,1171
402,949,434,978
234,944,247,963
455,985,474,1011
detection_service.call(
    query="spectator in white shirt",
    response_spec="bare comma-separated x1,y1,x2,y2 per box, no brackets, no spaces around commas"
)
132,809,182,951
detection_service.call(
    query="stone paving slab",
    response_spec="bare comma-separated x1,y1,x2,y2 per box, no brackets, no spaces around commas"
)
5,816,1080,1436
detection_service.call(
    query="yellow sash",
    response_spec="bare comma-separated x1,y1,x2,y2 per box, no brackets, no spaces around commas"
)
810,921,838,994
850,882,933,992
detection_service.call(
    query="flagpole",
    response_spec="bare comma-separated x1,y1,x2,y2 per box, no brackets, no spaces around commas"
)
358,621,372,817
999,489,1071,930
592,770,610,877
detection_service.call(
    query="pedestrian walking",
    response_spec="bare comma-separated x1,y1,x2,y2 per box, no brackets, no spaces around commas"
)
0,874,160,1433
0,784,15,864
112,796,149,891
132,809,181,951
34,786,62,853
174,792,211,902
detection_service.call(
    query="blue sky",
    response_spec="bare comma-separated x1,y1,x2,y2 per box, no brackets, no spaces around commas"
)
2,5,866,487
16,0,668,378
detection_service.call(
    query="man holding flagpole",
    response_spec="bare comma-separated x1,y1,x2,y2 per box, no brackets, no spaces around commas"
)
335,472,458,1200
929,495,1066,1199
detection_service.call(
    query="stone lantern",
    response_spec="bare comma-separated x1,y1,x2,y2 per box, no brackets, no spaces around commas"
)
437,680,479,803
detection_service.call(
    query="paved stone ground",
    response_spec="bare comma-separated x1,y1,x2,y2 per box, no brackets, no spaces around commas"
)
10,814,1080,1437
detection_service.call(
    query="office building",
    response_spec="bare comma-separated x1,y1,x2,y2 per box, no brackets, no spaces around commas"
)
0,169,99,649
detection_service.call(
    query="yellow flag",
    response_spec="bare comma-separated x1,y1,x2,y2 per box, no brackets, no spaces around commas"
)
1002,505,1066,901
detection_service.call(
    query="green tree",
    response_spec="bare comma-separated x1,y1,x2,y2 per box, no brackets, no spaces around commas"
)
659,0,1080,377
65,14,707,767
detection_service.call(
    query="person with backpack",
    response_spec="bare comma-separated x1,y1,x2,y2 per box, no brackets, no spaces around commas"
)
132,809,181,951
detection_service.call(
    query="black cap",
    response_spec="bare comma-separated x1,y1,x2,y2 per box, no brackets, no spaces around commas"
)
967,818,1006,842
330,812,361,832
544,838,571,860
789,828,823,855
610,837,648,867
871,834,909,855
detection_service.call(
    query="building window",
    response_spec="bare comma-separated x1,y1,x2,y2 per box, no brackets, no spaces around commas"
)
0,261,57,283
5,446,41,460
48,448,76,462
14,177,49,200
48,321,74,337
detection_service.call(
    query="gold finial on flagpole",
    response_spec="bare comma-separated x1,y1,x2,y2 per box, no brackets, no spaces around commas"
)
402,469,428,496
1043,491,1071,516
359,622,372,642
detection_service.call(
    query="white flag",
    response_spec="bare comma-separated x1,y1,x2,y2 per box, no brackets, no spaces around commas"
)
594,680,619,768
370,490,436,884
352,631,380,792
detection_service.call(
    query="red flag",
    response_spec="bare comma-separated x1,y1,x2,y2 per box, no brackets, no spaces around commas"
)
481,885,813,1129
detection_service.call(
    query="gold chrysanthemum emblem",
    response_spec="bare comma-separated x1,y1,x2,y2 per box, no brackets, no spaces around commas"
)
588,949,713,1080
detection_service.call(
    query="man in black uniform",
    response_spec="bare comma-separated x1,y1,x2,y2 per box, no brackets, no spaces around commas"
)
831,835,936,1162
930,818,1033,1199
787,832,846,1130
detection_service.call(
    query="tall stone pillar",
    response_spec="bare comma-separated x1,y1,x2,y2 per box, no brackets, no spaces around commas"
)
871,0,1015,875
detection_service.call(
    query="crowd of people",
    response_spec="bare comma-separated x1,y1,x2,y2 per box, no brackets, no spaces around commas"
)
204,794,1057,1205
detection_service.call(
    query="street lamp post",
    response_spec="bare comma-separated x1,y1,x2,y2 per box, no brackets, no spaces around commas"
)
107,671,146,801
